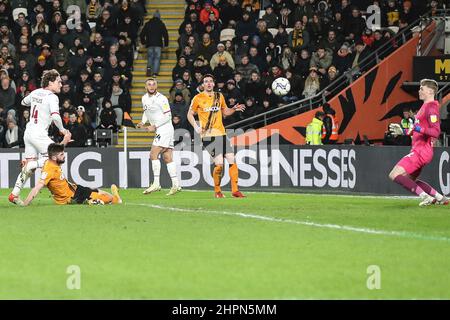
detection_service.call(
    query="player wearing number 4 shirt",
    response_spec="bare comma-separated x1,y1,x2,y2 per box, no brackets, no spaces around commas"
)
137,78,181,196
8,69,72,206
389,79,449,206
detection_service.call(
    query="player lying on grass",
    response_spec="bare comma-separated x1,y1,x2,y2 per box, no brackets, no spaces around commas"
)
20,143,122,206
388,78,449,206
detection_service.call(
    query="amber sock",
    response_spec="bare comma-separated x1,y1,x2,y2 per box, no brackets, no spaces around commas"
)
213,165,223,193
229,163,239,193
112,196,120,204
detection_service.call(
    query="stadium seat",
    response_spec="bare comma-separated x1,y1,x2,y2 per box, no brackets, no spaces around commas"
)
268,28,278,37
95,129,113,147
220,28,235,42
12,7,28,20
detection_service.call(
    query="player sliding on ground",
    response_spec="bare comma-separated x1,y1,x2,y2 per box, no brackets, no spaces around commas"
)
388,78,448,206
21,143,122,206
137,78,181,196
9,69,72,205
187,74,246,198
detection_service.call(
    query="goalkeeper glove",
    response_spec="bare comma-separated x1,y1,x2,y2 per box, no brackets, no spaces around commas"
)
388,123,404,136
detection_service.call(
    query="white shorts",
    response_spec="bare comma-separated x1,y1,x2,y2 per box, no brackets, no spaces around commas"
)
152,126,174,149
24,131,54,159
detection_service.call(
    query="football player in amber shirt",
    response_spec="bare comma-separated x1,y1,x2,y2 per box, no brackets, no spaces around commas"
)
22,144,122,206
188,74,246,198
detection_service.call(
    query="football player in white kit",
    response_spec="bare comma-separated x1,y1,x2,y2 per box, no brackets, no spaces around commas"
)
137,78,181,195
9,69,72,205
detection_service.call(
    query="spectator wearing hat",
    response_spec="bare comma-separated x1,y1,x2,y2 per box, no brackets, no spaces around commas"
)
310,46,333,76
54,55,72,79
303,66,321,99
288,20,310,53
210,42,235,70
199,1,219,25
0,77,15,112
213,55,234,84
140,10,169,76
332,42,352,75
192,55,212,75
169,79,191,105
224,79,243,102
2,117,24,148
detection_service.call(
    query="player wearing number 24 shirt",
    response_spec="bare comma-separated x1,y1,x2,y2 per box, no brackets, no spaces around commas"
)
8,69,72,205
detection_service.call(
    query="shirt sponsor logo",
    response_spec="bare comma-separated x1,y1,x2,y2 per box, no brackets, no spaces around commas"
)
430,115,438,123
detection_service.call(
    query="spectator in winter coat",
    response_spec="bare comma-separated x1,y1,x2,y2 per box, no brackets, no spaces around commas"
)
140,10,169,76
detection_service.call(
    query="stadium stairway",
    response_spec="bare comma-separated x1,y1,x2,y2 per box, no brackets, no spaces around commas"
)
116,0,185,148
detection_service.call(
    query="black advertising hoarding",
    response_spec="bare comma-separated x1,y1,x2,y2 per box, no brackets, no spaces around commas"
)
1,145,450,196
413,55,450,82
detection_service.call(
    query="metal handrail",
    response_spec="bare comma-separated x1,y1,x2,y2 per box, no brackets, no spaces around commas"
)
226,9,437,131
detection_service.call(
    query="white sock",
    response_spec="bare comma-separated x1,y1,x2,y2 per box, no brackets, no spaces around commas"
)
419,192,429,199
434,192,444,201
12,160,38,196
166,161,179,187
151,160,161,186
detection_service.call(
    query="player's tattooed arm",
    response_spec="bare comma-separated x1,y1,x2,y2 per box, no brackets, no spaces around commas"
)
22,181,45,206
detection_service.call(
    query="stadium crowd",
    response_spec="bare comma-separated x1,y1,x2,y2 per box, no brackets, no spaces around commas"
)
0,0,145,148
169,0,439,133
0,0,446,148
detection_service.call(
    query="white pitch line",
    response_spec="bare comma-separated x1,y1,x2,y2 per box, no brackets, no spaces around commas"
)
126,203,450,243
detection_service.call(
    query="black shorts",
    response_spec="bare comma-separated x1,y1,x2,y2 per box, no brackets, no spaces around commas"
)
71,185,98,204
202,135,234,158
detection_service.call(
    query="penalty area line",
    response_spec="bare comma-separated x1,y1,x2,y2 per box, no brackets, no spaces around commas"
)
126,203,450,243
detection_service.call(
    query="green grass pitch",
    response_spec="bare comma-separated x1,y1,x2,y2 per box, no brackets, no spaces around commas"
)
1,189,450,299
